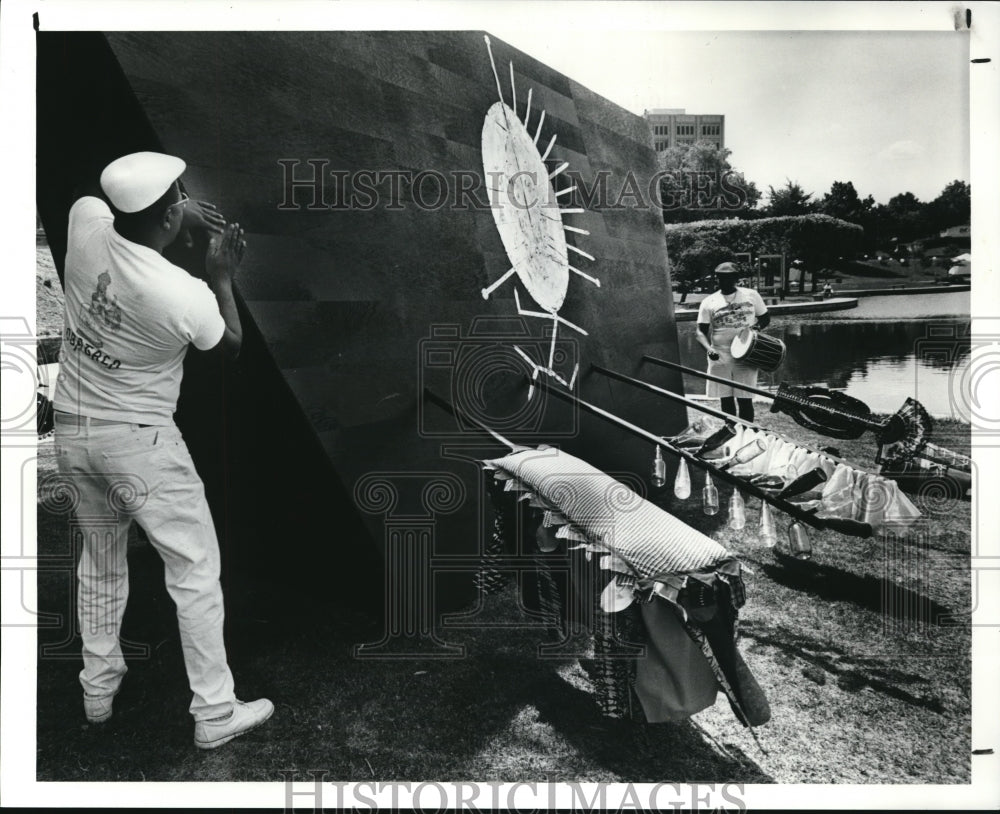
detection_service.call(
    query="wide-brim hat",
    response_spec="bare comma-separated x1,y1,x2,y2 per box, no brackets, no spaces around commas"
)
100,151,186,213
714,262,740,275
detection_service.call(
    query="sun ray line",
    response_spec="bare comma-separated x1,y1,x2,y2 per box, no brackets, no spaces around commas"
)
567,244,596,261
483,36,505,105
559,208,585,214
548,162,569,180
514,290,589,335
509,61,517,117
555,185,577,197
569,265,601,287
541,133,557,162
513,345,542,401
534,109,546,145
524,87,533,129
564,224,590,235
481,268,516,299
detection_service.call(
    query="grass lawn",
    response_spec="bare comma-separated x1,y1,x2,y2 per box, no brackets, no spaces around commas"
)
33,411,972,784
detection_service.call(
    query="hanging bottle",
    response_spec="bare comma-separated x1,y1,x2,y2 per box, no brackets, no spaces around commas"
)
720,438,767,471
673,456,691,500
651,445,667,488
787,521,812,560
695,422,737,457
728,488,746,530
759,501,777,548
778,467,828,499
669,418,708,447
702,471,719,515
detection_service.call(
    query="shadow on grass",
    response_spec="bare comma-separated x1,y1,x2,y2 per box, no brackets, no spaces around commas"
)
754,553,955,630
35,507,772,783
739,618,946,714
530,672,773,783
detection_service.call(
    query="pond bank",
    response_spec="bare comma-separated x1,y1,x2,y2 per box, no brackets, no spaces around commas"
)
674,297,858,321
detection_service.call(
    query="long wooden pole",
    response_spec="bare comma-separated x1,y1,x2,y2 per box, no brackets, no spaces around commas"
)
535,379,872,537
591,363,768,431
642,353,889,434
589,363,867,473
642,354,776,400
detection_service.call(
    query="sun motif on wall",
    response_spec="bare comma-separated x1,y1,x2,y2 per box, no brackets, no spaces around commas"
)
480,35,600,398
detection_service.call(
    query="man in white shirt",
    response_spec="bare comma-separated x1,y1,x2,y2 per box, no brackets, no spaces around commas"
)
53,151,273,749
695,262,771,422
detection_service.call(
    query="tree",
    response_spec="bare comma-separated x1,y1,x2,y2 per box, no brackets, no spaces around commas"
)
669,235,732,303
764,180,816,216
664,214,863,300
926,179,970,232
818,181,875,225
883,191,928,243
657,140,761,223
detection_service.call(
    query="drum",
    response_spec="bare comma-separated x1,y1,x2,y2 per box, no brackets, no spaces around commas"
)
730,328,786,372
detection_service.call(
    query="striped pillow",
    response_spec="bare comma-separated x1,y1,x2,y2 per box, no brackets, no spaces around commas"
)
486,447,729,577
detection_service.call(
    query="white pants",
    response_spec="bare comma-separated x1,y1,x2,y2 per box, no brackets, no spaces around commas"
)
705,350,759,398
54,417,236,721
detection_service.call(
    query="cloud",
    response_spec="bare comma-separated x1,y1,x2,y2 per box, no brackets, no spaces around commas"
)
878,140,926,162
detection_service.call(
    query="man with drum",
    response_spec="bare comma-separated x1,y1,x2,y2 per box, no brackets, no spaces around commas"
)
695,261,771,422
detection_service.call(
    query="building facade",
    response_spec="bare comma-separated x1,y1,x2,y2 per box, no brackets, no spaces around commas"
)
643,108,725,153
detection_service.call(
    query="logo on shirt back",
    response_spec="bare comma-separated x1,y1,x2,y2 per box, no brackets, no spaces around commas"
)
78,271,123,348
66,270,124,369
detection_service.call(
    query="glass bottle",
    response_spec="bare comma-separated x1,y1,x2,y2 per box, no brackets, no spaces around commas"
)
673,456,691,500
728,488,746,530
720,438,767,470
759,501,777,548
669,418,708,447
651,445,667,488
695,423,737,457
787,521,812,560
702,472,719,515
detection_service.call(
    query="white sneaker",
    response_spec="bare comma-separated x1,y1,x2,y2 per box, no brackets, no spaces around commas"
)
83,687,120,724
193,698,274,750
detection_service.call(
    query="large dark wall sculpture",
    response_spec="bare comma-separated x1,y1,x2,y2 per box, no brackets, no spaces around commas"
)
37,31,688,611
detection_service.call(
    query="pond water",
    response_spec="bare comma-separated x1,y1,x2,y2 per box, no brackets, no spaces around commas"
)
675,292,971,417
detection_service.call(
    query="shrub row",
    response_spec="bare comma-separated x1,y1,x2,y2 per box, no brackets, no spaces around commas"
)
664,214,864,277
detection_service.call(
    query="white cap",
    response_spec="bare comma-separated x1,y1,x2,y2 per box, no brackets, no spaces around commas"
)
100,151,186,213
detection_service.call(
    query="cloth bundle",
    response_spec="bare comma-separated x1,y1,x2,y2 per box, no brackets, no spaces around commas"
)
702,423,922,531
484,445,770,730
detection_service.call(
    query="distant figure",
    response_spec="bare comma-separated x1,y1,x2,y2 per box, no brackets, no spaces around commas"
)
823,282,833,299
695,262,770,422
791,258,807,293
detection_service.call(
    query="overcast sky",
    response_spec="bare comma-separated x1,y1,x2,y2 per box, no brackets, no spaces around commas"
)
493,28,970,206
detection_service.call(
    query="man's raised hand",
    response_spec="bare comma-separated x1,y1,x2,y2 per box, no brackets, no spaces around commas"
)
184,200,227,234
206,223,246,284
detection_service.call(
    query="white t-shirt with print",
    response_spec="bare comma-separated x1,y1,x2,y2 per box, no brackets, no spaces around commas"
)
696,287,768,360
53,196,225,425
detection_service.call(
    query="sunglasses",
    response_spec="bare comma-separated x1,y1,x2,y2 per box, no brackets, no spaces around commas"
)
168,191,190,211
